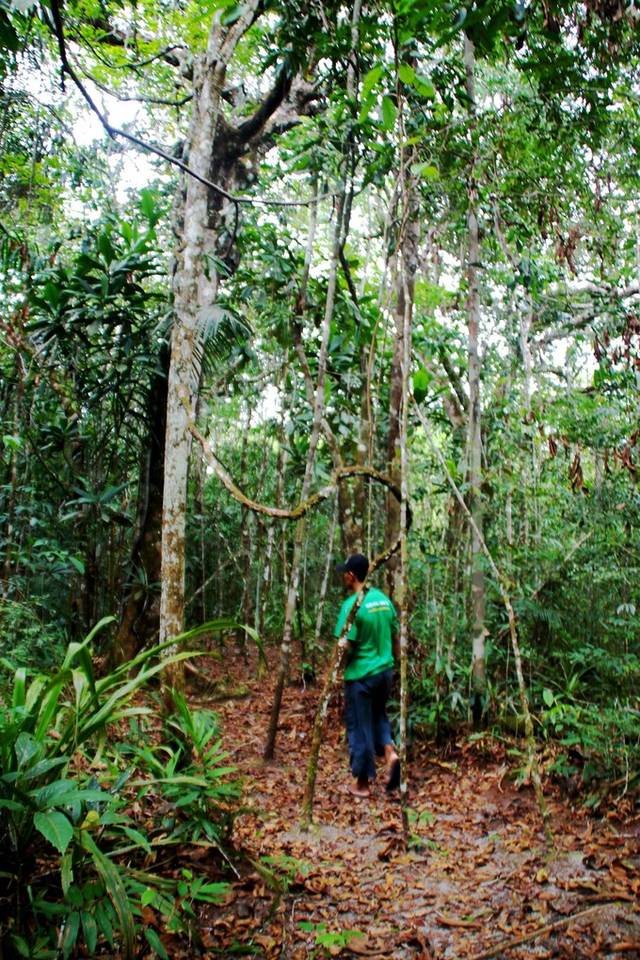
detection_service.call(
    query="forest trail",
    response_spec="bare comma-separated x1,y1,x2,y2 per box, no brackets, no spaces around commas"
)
192,649,640,959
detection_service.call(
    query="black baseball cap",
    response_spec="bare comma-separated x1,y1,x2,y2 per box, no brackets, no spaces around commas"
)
335,553,369,581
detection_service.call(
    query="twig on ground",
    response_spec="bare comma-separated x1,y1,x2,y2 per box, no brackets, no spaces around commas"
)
468,903,614,960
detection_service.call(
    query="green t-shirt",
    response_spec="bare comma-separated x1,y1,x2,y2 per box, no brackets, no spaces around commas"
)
334,586,398,682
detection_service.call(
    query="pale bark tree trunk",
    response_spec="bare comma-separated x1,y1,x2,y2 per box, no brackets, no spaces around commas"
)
161,10,257,666
385,247,404,599
311,499,338,672
160,4,310,685
464,33,487,729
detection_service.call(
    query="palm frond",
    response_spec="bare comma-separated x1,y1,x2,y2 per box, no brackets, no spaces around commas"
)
193,304,253,381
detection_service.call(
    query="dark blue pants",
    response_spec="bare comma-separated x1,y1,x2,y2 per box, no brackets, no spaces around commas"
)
345,669,394,781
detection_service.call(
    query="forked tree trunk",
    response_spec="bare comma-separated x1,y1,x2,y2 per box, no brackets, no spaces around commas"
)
160,4,308,685
160,10,258,672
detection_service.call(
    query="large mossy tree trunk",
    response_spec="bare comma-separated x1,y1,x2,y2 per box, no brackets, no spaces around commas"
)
160,5,309,685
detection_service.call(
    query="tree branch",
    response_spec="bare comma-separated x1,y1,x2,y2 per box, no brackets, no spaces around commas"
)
468,904,613,960
439,351,469,412
533,281,640,348
78,66,193,108
235,63,293,143
189,415,411,528
47,0,335,210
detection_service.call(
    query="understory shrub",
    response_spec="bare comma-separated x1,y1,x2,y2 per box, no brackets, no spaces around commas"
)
540,693,640,806
0,617,242,958
0,597,67,671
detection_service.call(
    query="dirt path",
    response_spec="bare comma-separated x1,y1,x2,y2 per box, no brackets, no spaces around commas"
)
195,651,640,958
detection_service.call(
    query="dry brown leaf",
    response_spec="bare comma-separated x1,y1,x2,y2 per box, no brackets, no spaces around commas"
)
435,911,481,929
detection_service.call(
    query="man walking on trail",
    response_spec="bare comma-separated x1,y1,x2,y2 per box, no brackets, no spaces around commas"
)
334,553,401,798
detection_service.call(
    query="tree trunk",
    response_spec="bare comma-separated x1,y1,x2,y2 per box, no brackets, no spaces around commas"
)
311,500,338,673
112,342,169,664
160,3,303,686
464,32,487,730
160,16,241,665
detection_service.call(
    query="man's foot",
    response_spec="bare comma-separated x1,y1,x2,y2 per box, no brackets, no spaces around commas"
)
385,753,400,792
348,778,370,798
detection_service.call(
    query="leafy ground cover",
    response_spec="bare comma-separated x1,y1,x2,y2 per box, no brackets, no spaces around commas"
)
194,648,640,959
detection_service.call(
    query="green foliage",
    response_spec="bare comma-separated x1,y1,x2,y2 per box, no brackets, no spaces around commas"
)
121,689,241,845
298,921,365,958
540,697,640,804
260,853,313,892
0,618,240,957
0,598,67,670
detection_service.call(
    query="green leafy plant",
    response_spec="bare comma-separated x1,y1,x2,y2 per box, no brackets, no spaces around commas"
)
121,689,241,847
0,617,240,958
298,921,366,958
260,853,313,892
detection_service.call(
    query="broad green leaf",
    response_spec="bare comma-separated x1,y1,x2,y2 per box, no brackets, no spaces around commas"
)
12,668,27,709
61,850,73,895
141,887,156,907
410,162,440,180
81,833,135,959
414,75,436,98
2,434,23,451
357,94,375,124
381,95,397,130
61,911,80,960
34,675,68,741
362,63,384,98
121,826,152,854
81,911,98,954
94,900,114,948
413,368,432,404
398,64,415,86
139,189,160,225
69,556,85,575
145,928,169,960
14,732,41,769
12,757,66,783
34,810,73,854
